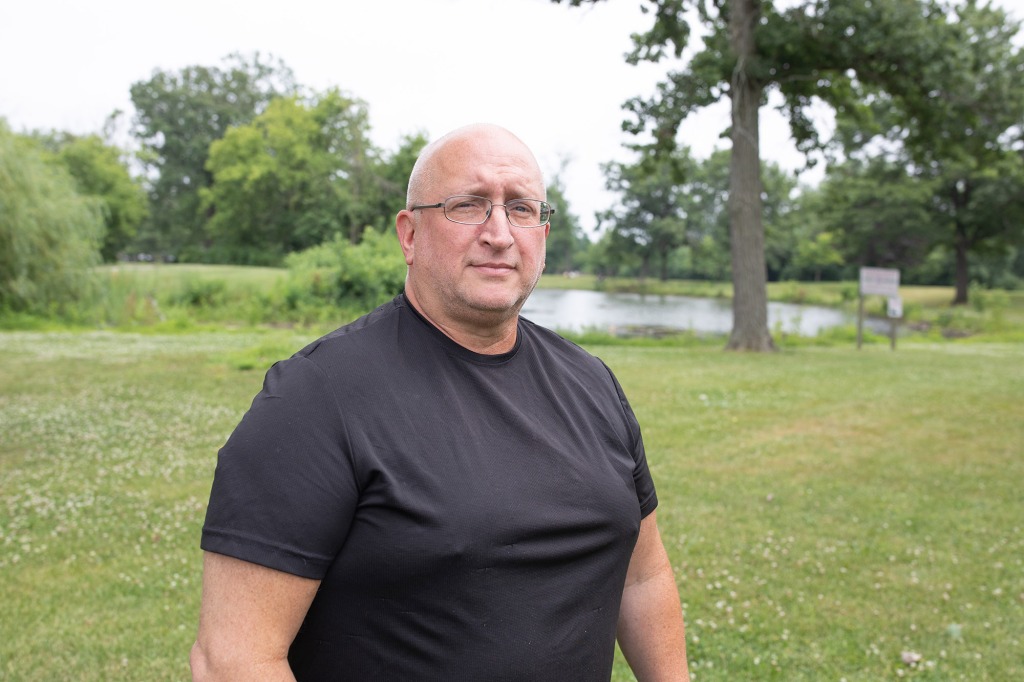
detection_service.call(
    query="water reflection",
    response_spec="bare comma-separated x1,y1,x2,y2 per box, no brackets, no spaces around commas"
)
521,288,877,337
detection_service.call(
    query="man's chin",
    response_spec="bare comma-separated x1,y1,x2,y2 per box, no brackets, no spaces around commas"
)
461,293,529,321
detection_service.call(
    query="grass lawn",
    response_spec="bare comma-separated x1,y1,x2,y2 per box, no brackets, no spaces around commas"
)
2,327,1022,680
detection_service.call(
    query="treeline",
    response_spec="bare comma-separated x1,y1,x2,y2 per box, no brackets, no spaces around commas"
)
550,0,1024,320
0,54,427,316
127,53,424,265
588,147,1024,292
3,22,1023,320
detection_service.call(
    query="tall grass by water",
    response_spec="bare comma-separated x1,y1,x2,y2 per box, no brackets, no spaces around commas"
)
5,264,1021,344
2,327,1021,680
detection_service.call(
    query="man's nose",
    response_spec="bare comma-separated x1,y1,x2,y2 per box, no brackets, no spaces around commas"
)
479,205,515,247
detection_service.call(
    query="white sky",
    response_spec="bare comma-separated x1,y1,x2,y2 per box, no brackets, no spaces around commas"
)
2,0,1022,234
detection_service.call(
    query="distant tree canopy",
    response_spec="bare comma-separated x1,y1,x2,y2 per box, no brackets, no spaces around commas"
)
36,132,149,261
0,121,103,314
544,168,590,275
130,52,299,258
7,26,1023,326
836,1,1024,303
128,53,427,266
597,146,799,283
199,91,376,264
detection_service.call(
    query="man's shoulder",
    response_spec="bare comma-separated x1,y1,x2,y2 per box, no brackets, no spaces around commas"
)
519,317,609,373
295,295,409,363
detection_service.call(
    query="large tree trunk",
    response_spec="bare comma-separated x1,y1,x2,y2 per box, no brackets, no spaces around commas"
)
726,0,776,351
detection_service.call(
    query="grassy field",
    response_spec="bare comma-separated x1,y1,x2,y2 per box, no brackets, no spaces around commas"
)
1,326,1021,680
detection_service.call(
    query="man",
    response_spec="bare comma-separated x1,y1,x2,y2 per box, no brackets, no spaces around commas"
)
191,124,689,681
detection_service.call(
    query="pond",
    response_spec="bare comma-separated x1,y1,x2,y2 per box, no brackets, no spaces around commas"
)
520,288,882,337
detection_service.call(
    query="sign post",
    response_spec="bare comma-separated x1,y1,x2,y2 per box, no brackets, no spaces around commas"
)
858,267,900,349
886,296,903,350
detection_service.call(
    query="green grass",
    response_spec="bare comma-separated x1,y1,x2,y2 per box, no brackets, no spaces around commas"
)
2,330,1021,680
608,342,1023,680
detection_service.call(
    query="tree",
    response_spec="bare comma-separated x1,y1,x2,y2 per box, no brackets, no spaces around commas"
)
555,0,954,350
602,146,693,280
545,167,590,275
130,52,297,258
837,1,1024,304
723,0,774,349
807,158,937,276
0,122,102,315
589,220,646,279
368,132,429,234
673,148,730,280
38,133,148,261
792,231,844,282
759,159,802,280
200,90,379,264
601,146,798,282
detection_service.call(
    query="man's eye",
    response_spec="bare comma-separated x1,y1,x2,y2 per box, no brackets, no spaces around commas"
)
449,197,486,211
509,201,538,216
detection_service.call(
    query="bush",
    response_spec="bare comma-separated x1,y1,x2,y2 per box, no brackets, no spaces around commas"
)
283,229,406,311
169,278,229,308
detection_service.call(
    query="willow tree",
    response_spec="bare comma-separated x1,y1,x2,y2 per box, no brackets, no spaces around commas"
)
0,122,102,315
556,0,952,350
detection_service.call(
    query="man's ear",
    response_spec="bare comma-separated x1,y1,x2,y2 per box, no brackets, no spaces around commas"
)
395,210,416,266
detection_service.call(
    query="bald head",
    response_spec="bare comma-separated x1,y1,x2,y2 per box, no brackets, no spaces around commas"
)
406,124,545,208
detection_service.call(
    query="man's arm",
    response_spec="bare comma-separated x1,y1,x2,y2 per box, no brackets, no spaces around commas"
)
617,511,690,681
190,551,320,682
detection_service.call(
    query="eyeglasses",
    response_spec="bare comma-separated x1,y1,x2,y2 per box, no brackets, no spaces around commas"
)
410,195,554,228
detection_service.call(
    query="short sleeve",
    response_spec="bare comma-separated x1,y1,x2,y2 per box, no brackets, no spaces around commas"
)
603,362,658,518
200,355,358,579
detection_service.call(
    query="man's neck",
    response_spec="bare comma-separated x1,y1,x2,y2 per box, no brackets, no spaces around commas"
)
403,291,519,355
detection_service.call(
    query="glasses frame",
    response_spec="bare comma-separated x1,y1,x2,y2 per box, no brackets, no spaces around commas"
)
410,195,555,228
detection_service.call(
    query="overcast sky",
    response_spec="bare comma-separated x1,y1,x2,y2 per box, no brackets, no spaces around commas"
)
2,0,1022,234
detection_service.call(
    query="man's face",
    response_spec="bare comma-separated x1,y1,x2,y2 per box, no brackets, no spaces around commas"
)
397,130,549,332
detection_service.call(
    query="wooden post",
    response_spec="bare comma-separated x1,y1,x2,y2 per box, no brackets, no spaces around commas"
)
857,294,864,350
886,296,902,351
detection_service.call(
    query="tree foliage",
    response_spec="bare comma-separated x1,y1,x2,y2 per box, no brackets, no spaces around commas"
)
602,146,693,280
199,92,423,265
39,132,149,261
800,158,937,276
544,170,590,275
0,122,102,314
599,146,799,282
130,52,298,258
199,90,379,264
370,132,430,231
554,0,974,348
837,1,1024,303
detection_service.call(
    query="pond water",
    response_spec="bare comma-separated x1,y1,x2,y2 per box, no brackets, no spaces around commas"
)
520,288,881,337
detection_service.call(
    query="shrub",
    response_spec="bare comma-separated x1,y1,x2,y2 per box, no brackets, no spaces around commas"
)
283,229,406,310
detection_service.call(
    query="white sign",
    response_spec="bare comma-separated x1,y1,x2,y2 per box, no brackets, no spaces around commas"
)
860,267,900,297
887,296,903,319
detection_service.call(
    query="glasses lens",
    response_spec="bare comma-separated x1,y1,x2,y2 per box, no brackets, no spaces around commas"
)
506,199,549,227
440,196,551,227
443,196,490,224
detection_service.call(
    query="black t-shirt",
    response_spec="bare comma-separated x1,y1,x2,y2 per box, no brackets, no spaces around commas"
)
201,295,658,681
